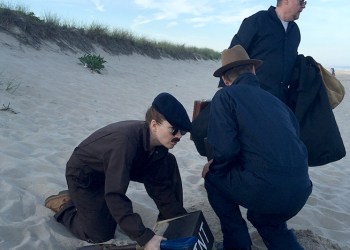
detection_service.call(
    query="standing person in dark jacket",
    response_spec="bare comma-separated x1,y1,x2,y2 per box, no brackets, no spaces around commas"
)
203,45,312,250
219,0,307,103
44,93,192,250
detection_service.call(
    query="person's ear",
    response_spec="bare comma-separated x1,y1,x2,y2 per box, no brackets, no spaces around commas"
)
222,76,231,86
252,65,256,74
150,119,158,133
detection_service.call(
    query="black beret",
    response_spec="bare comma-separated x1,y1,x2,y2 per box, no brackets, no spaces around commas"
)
152,92,192,132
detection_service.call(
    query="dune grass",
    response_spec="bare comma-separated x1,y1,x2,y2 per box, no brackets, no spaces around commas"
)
0,71,21,94
0,2,220,60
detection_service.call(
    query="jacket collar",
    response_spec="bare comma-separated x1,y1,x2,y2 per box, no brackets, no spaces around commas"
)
268,5,296,32
233,72,260,87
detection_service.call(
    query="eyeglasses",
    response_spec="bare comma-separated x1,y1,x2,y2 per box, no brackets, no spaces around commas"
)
167,126,187,136
299,0,307,6
157,121,187,136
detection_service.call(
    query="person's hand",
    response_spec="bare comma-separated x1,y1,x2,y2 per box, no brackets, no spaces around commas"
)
144,235,166,250
202,159,213,178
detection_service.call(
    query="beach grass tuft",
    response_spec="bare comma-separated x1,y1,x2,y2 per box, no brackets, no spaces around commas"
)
79,54,107,74
0,102,17,114
0,71,21,94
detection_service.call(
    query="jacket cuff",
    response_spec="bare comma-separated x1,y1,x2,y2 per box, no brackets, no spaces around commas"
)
135,228,155,247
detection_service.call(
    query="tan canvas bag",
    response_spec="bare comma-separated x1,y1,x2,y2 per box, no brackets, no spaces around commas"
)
318,64,345,109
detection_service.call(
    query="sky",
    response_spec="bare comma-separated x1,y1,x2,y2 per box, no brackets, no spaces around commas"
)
5,0,350,68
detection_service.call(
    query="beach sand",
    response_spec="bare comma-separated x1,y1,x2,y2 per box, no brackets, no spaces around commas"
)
1,31,349,250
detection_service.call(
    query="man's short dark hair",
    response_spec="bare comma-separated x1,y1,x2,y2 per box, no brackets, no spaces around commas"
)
145,107,165,125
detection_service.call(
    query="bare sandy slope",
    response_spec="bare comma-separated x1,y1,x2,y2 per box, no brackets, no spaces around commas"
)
1,31,349,250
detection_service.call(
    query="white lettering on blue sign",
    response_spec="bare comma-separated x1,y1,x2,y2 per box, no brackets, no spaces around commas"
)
193,222,210,250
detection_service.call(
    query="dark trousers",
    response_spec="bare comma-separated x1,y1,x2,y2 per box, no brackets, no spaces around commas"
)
55,176,116,243
205,172,311,250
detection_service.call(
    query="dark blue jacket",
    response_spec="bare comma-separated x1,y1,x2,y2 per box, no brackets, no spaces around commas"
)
208,73,310,188
220,6,300,103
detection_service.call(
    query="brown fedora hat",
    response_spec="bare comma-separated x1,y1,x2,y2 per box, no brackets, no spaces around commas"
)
213,45,263,77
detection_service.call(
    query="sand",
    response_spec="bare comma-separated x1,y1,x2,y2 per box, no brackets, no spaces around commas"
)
0,31,349,250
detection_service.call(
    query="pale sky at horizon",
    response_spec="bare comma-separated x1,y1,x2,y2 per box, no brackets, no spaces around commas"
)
5,0,350,68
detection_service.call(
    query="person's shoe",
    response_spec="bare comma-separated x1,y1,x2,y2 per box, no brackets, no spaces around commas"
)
45,190,71,213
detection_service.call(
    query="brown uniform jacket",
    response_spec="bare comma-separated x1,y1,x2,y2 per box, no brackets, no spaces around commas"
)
66,120,186,245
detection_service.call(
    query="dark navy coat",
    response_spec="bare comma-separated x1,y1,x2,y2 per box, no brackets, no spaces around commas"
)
289,55,346,166
207,73,312,213
220,6,300,103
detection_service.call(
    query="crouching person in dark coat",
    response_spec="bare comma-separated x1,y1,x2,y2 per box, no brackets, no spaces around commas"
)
202,45,312,250
45,93,192,250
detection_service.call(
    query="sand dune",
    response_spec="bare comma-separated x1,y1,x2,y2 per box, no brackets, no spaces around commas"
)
1,31,349,250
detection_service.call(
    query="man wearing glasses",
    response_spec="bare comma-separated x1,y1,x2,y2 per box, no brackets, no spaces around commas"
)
219,0,307,104
44,92,192,250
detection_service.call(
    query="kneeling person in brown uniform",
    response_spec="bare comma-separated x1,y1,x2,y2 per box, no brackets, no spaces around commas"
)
45,92,192,250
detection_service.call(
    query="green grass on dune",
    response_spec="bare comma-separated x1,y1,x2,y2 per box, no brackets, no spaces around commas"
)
0,2,220,60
